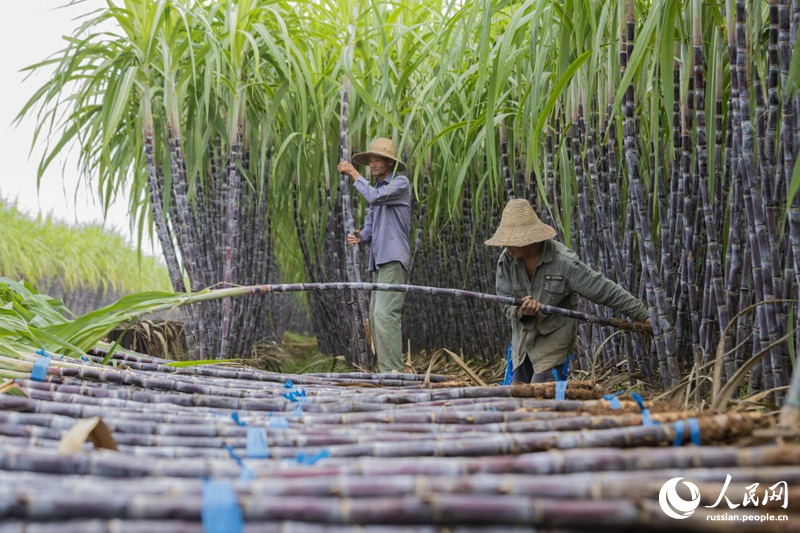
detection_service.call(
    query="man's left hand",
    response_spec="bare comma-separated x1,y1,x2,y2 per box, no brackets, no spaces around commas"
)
644,317,653,332
338,161,360,181
519,296,541,317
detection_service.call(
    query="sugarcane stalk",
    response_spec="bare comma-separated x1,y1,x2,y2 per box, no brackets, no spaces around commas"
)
621,0,676,386
499,121,515,200
734,0,785,393
219,100,244,359
339,73,370,370
406,155,429,284
694,3,728,349
139,282,652,334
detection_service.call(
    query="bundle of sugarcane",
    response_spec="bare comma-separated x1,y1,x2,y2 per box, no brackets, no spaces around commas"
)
2,345,796,531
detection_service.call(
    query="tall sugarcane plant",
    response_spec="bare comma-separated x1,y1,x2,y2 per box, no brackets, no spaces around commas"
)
19,0,800,407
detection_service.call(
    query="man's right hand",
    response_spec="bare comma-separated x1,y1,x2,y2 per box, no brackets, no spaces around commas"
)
347,230,362,247
519,296,541,316
338,161,360,181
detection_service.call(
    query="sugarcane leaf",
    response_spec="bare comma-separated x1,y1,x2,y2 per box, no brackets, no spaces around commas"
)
58,417,118,454
104,66,138,145
713,329,795,412
786,155,800,212
530,50,592,178
789,305,796,372
608,0,666,127
0,380,28,397
787,24,800,92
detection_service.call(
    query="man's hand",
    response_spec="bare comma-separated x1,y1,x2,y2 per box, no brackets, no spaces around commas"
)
519,296,541,316
644,317,653,332
347,230,362,247
338,161,360,182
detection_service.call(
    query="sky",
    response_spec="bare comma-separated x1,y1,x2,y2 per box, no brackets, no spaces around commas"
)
0,1,157,253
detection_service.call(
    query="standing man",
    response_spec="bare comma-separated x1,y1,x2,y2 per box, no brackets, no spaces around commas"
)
338,138,411,373
486,199,652,384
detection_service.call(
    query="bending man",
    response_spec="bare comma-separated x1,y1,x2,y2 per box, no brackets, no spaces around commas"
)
486,199,652,384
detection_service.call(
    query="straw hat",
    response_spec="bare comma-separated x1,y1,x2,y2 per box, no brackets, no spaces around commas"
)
352,138,406,172
485,199,557,247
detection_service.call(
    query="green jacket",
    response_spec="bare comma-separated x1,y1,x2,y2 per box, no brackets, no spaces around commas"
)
496,240,650,373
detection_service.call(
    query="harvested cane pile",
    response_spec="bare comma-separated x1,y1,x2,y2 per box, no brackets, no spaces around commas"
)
0,348,797,532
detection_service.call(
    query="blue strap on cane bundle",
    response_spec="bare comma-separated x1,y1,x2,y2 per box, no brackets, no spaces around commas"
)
202,480,243,533
502,342,514,385
630,392,657,427
31,348,52,382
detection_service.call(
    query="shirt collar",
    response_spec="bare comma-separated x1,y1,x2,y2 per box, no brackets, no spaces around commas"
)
540,239,554,264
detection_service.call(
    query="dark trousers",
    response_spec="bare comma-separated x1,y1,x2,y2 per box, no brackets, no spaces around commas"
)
511,357,569,384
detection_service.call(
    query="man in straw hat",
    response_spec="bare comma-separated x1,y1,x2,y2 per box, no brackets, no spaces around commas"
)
338,138,411,373
486,199,652,384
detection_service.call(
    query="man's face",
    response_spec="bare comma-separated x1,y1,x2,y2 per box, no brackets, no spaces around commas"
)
367,156,393,179
507,246,524,260
507,242,538,260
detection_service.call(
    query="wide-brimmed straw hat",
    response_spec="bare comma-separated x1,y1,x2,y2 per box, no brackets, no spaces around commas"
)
485,199,557,247
352,138,406,172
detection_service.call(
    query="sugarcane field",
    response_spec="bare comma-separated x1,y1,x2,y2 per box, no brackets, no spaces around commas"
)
4,0,800,530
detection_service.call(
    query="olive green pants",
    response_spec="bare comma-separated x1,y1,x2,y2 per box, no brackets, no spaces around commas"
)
370,261,405,372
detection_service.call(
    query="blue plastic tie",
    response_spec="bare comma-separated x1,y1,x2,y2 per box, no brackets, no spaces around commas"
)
31,357,51,382
296,449,330,465
269,416,289,430
230,412,247,427
283,379,294,389
560,354,574,381
36,347,50,358
687,418,701,445
555,380,567,401
224,444,245,469
246,427,269,459
630,392,656,426
672,420,685,446
603,393,622,409
502,342,514,385
201,480,243,533
630,392,645,410
552,369,567,401
283,388,307,402
292,403,304,418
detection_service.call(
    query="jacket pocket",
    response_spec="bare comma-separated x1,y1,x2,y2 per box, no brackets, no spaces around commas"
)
542,279,566,306
544,279,565,294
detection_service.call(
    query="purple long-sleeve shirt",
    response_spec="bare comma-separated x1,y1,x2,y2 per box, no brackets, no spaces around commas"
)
354,172,411,272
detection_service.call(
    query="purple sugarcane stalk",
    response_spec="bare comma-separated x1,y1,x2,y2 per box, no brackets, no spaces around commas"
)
195,282,652,334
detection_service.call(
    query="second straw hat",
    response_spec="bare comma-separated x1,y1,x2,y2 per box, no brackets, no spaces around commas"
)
485,199,557,247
